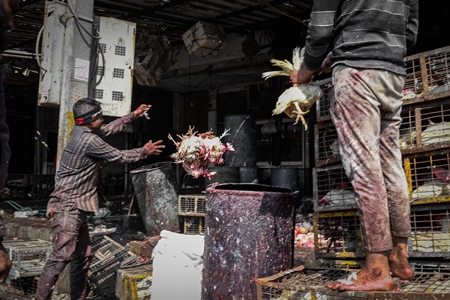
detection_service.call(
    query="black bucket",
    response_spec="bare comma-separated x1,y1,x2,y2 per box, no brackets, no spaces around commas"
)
202,183,296,300
239,166,259,183
204,166,239,187
222,114,257,167
270,167,299,192
130,162,179,236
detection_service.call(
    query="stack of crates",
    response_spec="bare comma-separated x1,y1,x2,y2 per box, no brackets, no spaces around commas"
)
1,239,52,297
89,235,140,298
312,77,363,268
399,45,450,260
178,194,206,235
312,45,450,268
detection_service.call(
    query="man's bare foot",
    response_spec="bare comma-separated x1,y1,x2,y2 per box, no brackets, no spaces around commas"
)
389,251,414,280
389,237,414,280
326,268,395,291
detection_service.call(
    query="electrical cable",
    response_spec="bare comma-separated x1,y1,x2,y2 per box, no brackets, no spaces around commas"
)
34,25,47,72
66,0,101,40
257,0,308,28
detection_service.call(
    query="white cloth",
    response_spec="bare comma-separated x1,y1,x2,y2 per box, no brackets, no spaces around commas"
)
151,230,204,300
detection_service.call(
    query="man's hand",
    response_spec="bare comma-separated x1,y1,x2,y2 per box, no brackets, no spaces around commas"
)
290,67,315,85
133,104,151,118
0,243,12,283
317,52,333,75
143,140,165,156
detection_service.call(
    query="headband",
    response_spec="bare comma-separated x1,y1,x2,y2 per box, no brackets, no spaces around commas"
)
74,108,103,125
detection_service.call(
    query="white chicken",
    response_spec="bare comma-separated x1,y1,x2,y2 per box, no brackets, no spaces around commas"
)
421,121,450,145
168,127,234,179
319,189,356,207
262,47,323,130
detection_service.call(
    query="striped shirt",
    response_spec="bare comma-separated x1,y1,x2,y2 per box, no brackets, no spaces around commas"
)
304,0,419,75
49,112,147,212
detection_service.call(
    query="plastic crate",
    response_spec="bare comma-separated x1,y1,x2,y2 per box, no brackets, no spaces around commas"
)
180,215,205,235
178,194,206,216
257,266,450,300
3,239,52,278
314,121,340,167
403,45,450,105
409,204,450,258
315,77,334,123
115,265,153,300
313,165,356,211
88,235,140,298
399,98,450,154
314,210,364,259
403,150,450,205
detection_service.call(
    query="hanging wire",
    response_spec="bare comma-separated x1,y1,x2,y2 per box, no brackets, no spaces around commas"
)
256,0,308,28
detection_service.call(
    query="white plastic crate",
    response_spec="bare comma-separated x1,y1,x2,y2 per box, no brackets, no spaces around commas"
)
3,239,52,277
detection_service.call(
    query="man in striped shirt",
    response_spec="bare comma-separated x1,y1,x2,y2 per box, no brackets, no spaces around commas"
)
35,98,165,300
291,0,418,292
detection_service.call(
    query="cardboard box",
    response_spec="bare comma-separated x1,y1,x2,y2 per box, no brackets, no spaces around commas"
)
182,21,227,56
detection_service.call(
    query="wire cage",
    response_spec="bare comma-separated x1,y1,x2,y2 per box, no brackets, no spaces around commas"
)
313,258,364,270
400,98,450,154
403,45,450,105
314,122,340,167
88,235,140,298
314,210,364,259
403,150,450,205
313,165,356,211
178,194,206,216
315,77,334,123
409,204,450,258
256,266,450,300
3,239,52,278
180,215,205,235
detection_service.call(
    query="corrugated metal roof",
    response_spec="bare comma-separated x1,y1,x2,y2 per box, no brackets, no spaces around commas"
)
8,0,312,53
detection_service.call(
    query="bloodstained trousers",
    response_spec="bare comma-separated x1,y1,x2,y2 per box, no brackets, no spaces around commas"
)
35,204,92,300
330,66,411,252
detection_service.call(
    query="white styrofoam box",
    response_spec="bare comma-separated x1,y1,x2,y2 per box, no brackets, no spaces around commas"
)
134,33,175,86
38,1,68,107
93,17,136,117
182,21,227,57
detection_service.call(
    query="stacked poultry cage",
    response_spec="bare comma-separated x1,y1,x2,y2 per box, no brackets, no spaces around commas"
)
311,76,364,269
399,45,450,262
256,45,450,300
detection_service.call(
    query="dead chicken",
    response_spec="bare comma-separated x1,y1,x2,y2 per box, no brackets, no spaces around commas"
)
262,47,322,130
168,127,234,179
